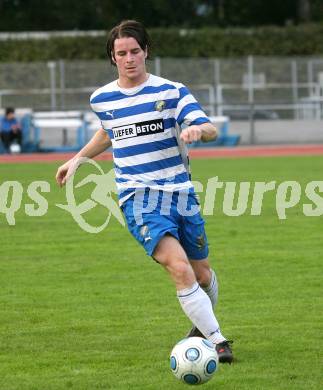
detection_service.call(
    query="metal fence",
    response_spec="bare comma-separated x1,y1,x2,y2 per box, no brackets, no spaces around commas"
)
1,56,323,121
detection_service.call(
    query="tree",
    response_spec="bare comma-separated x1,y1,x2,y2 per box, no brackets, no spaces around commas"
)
298,0,311,23
0,0,321,31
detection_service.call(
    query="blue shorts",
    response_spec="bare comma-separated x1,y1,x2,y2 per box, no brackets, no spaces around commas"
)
121,189,209,260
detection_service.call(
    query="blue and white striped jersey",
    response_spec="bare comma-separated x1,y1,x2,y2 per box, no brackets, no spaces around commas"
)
90,74,210,204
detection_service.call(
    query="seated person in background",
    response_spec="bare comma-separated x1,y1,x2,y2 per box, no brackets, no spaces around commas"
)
0,107,22,152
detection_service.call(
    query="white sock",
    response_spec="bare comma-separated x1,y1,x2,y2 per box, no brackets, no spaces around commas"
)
177,282,226,345
202,269,218,308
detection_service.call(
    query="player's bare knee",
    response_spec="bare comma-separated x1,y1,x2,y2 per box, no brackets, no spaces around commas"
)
194,267,211,287
169,259,195,285
172,259,191,276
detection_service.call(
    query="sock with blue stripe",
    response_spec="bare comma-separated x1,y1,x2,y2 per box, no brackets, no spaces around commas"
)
202,269,218,308
177,281,226,345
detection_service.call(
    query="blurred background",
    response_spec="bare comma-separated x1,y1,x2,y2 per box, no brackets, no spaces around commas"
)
0,0,322,150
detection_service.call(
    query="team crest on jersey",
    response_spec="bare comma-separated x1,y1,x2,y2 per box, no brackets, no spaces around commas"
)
155,100,166,112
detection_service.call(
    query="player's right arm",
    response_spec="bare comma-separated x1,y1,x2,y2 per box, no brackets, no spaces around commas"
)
55,127,112,187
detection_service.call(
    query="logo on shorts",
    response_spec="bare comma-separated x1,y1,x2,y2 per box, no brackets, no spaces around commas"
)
112,119,164,141
155,100,166,112
196,235,206,250
140,225,152,242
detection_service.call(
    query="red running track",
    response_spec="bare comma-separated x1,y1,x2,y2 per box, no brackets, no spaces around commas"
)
0,144,323,164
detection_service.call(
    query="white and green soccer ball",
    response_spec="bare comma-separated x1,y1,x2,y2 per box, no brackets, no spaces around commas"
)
170,337,219,385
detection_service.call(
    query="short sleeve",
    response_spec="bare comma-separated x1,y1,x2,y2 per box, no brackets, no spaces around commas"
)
175,85,210,127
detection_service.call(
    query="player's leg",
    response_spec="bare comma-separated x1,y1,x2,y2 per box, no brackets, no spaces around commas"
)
190,258,218,308
188,257,232,362
177,192,219,312
185,258,218,338
177,204,217,311
153,234,227,347
177,192,233,363
152,234,195,289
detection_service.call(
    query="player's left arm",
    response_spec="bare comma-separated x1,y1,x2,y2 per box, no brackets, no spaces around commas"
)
180,122,217,144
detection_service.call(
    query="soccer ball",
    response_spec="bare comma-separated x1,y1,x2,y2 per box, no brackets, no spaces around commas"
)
170,337,219,385
9,143,21,154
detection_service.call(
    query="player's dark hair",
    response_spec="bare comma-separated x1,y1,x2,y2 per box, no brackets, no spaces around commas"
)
5,107,15,115
107,20,151,65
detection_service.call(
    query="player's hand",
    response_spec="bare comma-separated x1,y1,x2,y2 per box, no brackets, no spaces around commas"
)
55,158,80,187
180,126,202,144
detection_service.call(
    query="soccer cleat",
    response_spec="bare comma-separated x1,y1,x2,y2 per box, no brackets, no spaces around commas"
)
216,340,233,364
186,326,206,338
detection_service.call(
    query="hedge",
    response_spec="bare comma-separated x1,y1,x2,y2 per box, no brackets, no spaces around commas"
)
1,24,323,61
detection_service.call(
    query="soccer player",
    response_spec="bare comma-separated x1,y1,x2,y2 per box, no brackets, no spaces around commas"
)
56,20,233,363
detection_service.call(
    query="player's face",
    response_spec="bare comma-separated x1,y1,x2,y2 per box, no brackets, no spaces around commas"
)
113,37,148,88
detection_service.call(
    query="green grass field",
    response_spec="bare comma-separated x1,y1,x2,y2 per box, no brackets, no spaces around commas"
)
0,155,322,389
